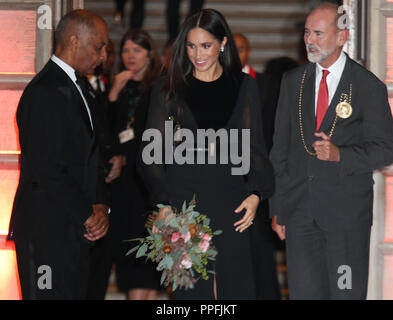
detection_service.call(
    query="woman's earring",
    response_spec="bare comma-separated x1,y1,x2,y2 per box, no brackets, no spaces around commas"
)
220,47,224,52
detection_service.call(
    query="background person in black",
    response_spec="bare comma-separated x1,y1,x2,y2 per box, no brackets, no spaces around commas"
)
107,29,162,300
85,40,122,300
233,32,286,300
140,9,275,299
166,0,205,41
10,10,110,299
114,0,145,28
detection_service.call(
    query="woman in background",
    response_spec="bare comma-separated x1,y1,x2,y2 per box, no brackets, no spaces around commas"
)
107,28,162,300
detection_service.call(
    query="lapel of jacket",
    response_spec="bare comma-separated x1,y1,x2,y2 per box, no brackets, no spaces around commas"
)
50,62,97,166
302,63,317,135
49,60,94,138
319,55,352,133
73,86,94,138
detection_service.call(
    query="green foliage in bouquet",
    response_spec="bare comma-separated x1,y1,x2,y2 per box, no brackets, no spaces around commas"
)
126,195,222,291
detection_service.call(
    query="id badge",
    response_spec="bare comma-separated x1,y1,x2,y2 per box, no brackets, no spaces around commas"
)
119,128,135,143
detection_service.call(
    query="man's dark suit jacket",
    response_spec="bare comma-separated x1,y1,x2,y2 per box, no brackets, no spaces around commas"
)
270,55,393,227
10,59,108,299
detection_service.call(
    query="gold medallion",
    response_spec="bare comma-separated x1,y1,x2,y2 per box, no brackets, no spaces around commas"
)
336,101,352,119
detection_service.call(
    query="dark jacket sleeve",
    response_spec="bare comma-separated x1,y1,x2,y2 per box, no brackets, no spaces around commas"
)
242,75,275,200
268,73,292,218
137,78,171,207
339,79,393,174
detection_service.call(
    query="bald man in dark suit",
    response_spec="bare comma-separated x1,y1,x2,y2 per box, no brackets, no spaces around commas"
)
10,10,110,299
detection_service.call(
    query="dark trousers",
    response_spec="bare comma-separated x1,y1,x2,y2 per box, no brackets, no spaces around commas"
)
166,0,205,39
86,223,113,300
116,0,145,28
14,228,90,300
285,209,371,300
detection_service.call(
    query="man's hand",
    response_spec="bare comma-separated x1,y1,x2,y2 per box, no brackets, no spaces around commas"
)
272,216,286,240
312,132,340,162
105,155,125,183
84,204,109,241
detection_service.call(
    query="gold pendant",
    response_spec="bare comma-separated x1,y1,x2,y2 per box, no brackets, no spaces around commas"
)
336,101,352,119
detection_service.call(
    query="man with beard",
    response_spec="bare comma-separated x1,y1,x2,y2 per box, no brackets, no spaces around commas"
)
270,2,393,299
10,10,110,299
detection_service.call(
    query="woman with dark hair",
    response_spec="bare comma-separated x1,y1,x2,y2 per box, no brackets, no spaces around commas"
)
107,29,162,300
140,9,275,299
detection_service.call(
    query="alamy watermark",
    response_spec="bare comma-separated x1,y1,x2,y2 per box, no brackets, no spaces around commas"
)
37,5,52,30
337,5,350,30
141,121,251,175
337,265,352,290
37,265,52,290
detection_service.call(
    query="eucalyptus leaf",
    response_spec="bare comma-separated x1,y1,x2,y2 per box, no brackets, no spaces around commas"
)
190,211,199,218
160,271,166,285
213,230,223,236
123,237,144,242
157,259,165,271
157,204,171,209
154,233,162,241
190,254,202,267
172,251,181,261
126,245,140,256
163,254,174,270
203,218,211,226
172,280,177,291
167,217,179,228
179,225,189,235
136,243,148,258
182,201,186,213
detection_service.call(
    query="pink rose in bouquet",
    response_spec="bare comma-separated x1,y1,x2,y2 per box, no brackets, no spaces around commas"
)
202,233,211,242
181,254,193,269
171,232,182,243
182,231,191,243
199,240,210,253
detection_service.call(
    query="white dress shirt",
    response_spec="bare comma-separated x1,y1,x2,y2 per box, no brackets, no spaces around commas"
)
88,75,106,93
50,54,94,129
314,50,347,114
242,64,250,74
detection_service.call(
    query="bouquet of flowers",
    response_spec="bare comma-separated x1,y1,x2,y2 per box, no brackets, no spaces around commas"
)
126,196,222,291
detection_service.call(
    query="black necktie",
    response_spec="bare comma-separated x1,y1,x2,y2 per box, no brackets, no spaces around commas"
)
75,71,94,133
95,76,102,95
75,71,94,100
